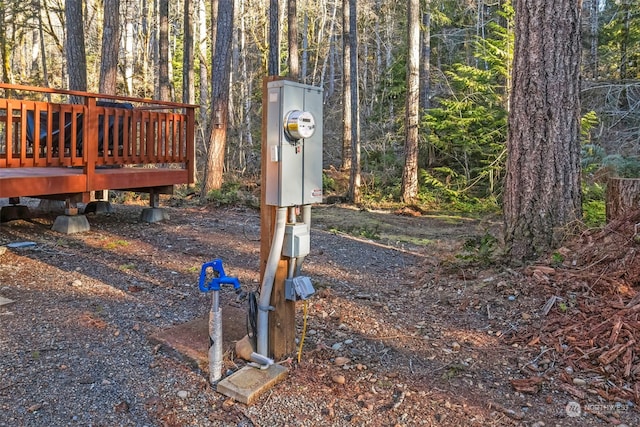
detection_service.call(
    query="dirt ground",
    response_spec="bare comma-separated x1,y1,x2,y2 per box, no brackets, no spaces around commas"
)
0,197,638,426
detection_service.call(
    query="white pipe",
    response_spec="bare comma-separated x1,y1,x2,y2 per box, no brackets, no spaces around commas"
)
208,291,223,384
256,207,288,357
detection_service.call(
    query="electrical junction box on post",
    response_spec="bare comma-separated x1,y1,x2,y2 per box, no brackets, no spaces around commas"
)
265,80,323,207
283,223,310,258
285,276,316,301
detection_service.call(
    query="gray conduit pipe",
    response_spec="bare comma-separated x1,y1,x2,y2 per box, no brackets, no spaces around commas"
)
256,206,288,357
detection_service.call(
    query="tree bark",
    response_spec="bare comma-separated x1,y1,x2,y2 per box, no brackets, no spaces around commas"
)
401,0,420,203
419,2,431,113
99,0,120,95
201,1,234,196
183,0,195,104
287,0,299,79
606,178,640,221
158,0,171,101
503,0,582,261
420,2,433,165
347,0,361,203
341,0,352,171
269,0,280,76
65,0,87,100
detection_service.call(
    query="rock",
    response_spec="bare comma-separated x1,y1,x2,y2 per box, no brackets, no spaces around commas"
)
451,341,461,352
334,357,350,366
332,375,346,385
114,401,129,413
177,390,188,399
331,342,343,351
27,403,42,412
572,378,586,386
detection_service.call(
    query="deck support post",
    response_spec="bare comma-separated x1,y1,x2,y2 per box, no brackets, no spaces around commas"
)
51,198,90,233
140,189,169,223
84,190,113,215
1,199,30,222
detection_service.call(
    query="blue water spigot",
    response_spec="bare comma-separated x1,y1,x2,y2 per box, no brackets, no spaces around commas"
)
198,259,241,293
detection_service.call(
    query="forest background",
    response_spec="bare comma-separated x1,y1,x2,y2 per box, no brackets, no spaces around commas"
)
1,0,639,231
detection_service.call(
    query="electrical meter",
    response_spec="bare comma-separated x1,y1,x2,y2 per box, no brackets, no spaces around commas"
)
284,110,316,141
265,80,323,207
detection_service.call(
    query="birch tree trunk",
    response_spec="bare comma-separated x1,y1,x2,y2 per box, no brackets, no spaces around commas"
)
504,0,582,261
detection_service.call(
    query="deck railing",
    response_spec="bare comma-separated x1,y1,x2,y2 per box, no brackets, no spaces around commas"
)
0,84,196,184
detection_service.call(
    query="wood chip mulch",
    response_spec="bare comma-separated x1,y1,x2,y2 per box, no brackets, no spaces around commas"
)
507,210,640,405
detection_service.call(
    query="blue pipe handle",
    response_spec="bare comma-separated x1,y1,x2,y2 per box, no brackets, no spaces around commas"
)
198,259,241,293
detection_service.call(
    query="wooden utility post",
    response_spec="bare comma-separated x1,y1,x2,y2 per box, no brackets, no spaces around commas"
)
260,77,297,359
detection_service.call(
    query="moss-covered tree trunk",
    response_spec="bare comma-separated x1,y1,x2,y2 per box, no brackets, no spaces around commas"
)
503,0,582,261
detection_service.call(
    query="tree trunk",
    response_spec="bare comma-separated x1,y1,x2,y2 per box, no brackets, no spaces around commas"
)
420,1,432,165
287,0,299,79
183,0,195,104
65,0,87,100
503,0,582,261
123,0,136,95
99,0,120,95
347,0,361,203
0,5,9,83
158,0,171,101
401,0,420,203
197,0,209,167
419,2,431,113
201,1,234,196
341,0,352,171
588,0,599,80
606,178,640,221
269,0,280,76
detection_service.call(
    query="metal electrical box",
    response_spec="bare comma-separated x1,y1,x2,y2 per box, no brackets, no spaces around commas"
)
265,80,323,207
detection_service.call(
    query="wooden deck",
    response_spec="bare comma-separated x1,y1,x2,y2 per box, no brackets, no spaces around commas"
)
0,84,196,202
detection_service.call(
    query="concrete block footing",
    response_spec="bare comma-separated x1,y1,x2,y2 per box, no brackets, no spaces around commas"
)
141,208,169,223
84,201,114,215
51,215,90,234
0,205,30,222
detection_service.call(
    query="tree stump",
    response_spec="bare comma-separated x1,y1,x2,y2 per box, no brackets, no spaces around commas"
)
606,178,640,221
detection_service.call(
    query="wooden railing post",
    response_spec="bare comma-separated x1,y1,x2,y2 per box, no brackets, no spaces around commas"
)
84,97,97,192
